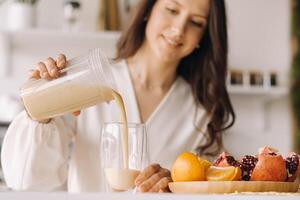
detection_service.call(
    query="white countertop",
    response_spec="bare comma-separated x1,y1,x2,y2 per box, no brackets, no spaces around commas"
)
0,192,299,200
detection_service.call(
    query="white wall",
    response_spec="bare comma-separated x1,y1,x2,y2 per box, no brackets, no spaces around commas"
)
0,0,294,158
227,0,291,71
224,0,292,157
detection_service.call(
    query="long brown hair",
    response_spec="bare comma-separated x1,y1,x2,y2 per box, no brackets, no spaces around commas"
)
115,0,235,156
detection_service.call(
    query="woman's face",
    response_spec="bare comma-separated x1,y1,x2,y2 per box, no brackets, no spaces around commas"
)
144,0,210,63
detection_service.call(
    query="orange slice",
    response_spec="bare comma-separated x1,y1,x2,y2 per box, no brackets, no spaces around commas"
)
198,157,212,172
206,166,242,181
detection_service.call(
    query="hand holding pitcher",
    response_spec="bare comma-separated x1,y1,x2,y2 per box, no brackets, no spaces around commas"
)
27,54,81,123
22,49,115,122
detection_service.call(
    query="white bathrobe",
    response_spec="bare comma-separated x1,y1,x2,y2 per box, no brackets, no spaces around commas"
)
1,60,211,192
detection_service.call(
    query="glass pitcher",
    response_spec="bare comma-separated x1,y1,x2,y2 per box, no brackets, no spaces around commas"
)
20,48,117,120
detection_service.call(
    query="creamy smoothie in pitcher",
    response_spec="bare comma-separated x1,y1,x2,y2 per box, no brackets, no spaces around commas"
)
22,83,114,120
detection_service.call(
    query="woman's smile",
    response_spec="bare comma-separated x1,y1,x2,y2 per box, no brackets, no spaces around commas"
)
161,34,183,49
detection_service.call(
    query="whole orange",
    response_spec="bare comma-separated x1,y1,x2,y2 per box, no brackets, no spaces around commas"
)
171,152,206,182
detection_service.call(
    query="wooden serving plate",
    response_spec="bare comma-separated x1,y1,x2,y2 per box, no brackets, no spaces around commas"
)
169,181,300,194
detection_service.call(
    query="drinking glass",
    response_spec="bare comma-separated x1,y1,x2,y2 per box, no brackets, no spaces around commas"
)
100,122,148,192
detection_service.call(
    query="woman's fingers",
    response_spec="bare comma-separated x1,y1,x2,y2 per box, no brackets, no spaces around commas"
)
135,164,161,186
37,62,51,80
32,54,67,81
57,54,67,69
45,57,59,78
137,168,171,192
148,177,172,193
158,187,171,193
28,69,41,79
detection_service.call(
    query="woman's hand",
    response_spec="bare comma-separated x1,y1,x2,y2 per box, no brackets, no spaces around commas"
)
135,163,172,193
29,54,67,81
28,54,81,123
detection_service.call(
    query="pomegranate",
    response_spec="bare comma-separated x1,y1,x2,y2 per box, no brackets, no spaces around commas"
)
213,147,300,182
285,152,300,182
213,152,241,167
250,147,287,181
240,155,258,181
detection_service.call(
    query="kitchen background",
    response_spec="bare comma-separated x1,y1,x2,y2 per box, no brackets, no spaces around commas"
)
0,0,295,184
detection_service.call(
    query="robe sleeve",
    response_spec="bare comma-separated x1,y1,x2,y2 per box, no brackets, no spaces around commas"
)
1,111,76,191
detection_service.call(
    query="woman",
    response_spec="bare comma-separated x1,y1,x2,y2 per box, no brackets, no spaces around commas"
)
1,0,235,193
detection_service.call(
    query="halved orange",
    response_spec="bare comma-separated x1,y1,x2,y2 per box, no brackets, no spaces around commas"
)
206,166,242,181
